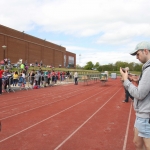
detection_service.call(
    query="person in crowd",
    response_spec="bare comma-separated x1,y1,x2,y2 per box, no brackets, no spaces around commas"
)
29,69,35,85
62,71,65,81
74,71,78,85
37,68,42,85
20,63,25,70
25,65,28,72
3,69,11,90
0,67,4,95
13,71,19,86
120,41,150,150
55,71,58,84
34,72,39,86
70,72,72,79
66,71,70,79
51,70,55,84
57,71,60,80
40,70,44,86
21,70,26,78
8,58,11,65
4,58,8,65
18,74,25,90
60,72,63,81
47,70,51,85
44,70,48,87
2,71,8,92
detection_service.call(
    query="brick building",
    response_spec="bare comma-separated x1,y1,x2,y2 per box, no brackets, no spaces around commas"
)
0,24,76,68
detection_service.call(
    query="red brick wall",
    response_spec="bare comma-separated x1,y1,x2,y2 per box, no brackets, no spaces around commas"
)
42,47,54,65
7,37,27,61
0,25,76,68
0,34,5,59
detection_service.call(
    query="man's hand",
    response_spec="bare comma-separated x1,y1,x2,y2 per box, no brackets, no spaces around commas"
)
120,67,128,81
131,75,139,82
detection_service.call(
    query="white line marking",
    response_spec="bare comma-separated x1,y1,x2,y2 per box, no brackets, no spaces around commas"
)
0,86,111,143
0,86,104,120
0,87,85,109
122,102,133,150
54,88,121,150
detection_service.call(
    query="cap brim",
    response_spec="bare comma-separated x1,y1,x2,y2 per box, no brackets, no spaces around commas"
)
130,50,138,56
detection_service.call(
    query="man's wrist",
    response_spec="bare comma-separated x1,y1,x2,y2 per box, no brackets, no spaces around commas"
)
123,78,128,82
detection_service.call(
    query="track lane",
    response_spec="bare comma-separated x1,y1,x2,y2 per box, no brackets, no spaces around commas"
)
54,88,122,150
0,78,134,150
0,84,100,119
54,88,132,150
0,83,120,143
0,82,122,150
0,84,90,107
0,82,108,120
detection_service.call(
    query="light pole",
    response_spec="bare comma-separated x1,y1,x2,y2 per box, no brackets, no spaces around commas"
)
2,45,7,70
79,54,81,68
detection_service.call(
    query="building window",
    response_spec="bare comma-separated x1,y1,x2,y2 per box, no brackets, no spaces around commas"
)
68,56,74,67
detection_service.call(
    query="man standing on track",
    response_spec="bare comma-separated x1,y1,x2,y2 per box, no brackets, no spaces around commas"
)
120,41,150,150
74,71,78,85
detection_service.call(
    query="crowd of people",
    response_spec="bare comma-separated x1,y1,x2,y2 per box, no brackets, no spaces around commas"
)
28,69,72,88
0,66,73,94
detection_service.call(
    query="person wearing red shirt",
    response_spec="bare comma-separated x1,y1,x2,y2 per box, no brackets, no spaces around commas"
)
51,70,55,84
0,67,4,95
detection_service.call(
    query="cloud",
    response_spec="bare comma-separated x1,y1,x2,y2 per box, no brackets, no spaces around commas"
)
96,23,150,45
1,0,150,37
65,45,139,66
78,51,139,66
0,0,149,66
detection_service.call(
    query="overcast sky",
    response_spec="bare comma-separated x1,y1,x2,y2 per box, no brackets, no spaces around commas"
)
0,0,150,66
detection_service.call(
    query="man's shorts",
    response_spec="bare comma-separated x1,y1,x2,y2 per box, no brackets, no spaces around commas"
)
134,117,150,138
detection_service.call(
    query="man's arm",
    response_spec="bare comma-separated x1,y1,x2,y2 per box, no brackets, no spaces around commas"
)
123,68,150,100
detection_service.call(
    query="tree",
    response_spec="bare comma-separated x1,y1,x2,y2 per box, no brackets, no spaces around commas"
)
84,61,94,70
134,63,142,71
94,62,100,70
76,64,82,69
82,60,142,72
115,61,129,71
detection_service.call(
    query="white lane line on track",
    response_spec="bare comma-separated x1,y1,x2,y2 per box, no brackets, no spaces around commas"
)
0,87,88,110
0,84,87,107
54,88,122,150
0,85,105,120
0,86,115,143
122,102,133,150
0,84,80,103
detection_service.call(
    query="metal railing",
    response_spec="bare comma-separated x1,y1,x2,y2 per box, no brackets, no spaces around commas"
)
2,73,109,94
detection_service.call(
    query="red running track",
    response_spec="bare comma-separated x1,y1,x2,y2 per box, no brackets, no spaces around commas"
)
0,78,136,150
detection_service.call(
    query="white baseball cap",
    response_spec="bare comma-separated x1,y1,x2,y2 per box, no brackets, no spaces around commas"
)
130,41,150,55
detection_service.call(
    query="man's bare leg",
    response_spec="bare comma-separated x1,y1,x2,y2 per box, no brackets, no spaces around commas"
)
133,127,145,150
143,138,150,150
